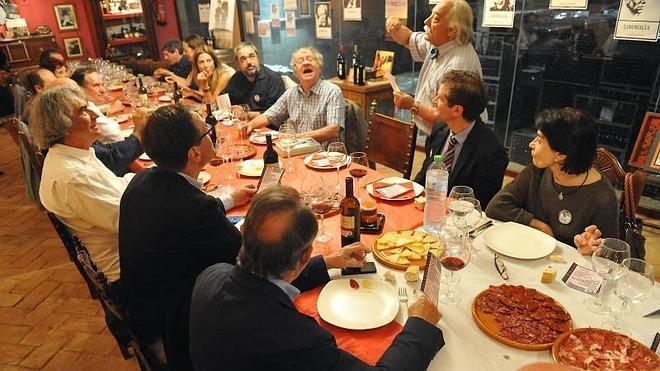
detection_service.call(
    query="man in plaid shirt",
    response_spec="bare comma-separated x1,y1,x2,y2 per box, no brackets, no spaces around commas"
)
245,47,345,148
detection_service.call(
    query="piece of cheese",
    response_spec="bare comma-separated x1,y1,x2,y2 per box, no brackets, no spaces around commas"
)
383,271,396,283
548,254,565,263
413,196,426,210
404,265,419,282
541,266,557,283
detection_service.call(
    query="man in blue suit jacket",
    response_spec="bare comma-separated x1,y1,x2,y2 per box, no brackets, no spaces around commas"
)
119,104,254,369
190,186,445,371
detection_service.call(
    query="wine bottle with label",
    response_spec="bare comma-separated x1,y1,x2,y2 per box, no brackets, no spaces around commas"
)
352,44,360,85
263,134,279,165
340,177,361,246
205,103,217,146
173,82,182,103
337,45,346,80
137,74,148,107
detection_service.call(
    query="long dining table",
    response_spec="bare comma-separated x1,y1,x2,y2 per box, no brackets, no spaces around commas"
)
117,100,659,369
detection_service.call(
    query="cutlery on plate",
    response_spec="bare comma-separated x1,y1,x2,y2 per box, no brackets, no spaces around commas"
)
469,220,494,238
643,309,660,318
651,333,659,352
361,177,385,189
398,286,409,317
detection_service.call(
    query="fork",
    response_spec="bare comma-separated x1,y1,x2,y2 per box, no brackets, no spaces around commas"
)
398,287,409,317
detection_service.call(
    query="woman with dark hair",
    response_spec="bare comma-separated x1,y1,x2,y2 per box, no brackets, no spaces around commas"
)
486,108,618,254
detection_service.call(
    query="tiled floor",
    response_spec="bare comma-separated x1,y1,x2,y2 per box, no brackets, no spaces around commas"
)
0,127,657,369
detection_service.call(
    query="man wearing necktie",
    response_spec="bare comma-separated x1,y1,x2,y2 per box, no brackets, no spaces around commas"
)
413,71,507,208
385,0,483,135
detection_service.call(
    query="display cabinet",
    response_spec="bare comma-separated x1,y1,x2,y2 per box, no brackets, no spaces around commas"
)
90,0,158,60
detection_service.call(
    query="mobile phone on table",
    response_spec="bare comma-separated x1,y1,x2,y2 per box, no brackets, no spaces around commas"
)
341,262,377,276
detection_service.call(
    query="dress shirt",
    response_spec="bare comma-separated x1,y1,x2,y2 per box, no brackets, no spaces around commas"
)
407,35,484,133
436,120,475,170
39,144,133,282
264,78,345,148
176,171,234,210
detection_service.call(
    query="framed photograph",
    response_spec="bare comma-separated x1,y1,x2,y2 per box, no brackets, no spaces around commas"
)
373,50,394,78
63,37,83,58
629,111,660,168
644,132,660,174
298,0,310,16
252,0,260,15
54,4,78,31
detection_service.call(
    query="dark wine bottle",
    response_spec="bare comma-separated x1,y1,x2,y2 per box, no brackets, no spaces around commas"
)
337,45,346,80
137,74,148,107
205,103,217,146
173,82,182,103
263,134,279,165
357,56,365,86
340,177,361,246
352,44,360,85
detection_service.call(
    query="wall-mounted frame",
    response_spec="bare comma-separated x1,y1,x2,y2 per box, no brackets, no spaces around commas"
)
54,4,79,31
629,111,660,168
298,0,310,16
644,132,660,174
63,37,83,58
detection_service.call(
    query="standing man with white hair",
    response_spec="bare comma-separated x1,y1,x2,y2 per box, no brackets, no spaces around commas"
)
386,0,483,135
245,47,345,147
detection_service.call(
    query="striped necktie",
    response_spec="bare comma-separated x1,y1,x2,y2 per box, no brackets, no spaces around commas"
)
443,135,458,170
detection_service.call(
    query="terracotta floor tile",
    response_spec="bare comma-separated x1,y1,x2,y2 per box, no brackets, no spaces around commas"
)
0,279,18,293
0,293,22,308
20,297,66,327
10,270,51,295
20,325,60,347
55,297,102,316
63,332,117,355
42,350,82,371
0,308,26,325
71,353,140,371
0,342,34,366
59,315,107,334
0,324,31,344
18,329,72,369
15,280,61,310
51,282,95,300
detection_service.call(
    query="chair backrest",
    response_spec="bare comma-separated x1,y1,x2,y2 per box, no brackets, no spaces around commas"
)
281,74,297,90
10,83,26,119
593,147,646,213
343,98,367,154
365,112,418,179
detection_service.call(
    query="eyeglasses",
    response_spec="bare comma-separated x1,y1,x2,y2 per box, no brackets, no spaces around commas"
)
494,254,509,280
200,124,214,143
294,55,318,65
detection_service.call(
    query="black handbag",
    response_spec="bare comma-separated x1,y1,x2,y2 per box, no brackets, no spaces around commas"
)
620,172,646,260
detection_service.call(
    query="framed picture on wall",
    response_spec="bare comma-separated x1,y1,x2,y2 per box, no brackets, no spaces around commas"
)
644,132,660,175
54,4,79,31
63,37,83,58
252,0,260,16
298,0,310,16
629,111,660,168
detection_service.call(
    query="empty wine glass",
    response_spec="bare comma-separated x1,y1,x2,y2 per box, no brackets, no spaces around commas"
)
217,134,234,180
279,122,297,173
348,152,369,200
232,105,250,142
585,238,631,314
326,142,347,191
303,177,333,243
460,197,482,232
448,198,476,239
448,186,474,203
439,226,471,305
603,258,654,336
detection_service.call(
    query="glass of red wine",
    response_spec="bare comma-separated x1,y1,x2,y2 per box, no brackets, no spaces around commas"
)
439,226,471,305
302,177,333,243
348,152,369,200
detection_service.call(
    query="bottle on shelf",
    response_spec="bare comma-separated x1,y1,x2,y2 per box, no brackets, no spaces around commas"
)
423,155,449,234
352,44,360,85
173,82,182,103
205,103,217,146
357,56,365,86
340,177,361,246
337,45,346,80
263,134,279,166
137,74,148,107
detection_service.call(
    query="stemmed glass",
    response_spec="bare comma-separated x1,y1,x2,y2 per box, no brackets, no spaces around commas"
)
602,258,654,335
348,152,369,200
217,133,234,180
303,177,333,243
585,238,631,314
279,122,297,173
439,226,471,304
326,142,347,191
449,186,475,203
448,198,476,240
232,105,250,143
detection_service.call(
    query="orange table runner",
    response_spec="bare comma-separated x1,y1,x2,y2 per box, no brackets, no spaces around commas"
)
294,286,403,365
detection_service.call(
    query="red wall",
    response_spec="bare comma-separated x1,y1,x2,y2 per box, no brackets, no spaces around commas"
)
13,0,180,61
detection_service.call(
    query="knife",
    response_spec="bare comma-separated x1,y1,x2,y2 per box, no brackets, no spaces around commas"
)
470,220,493,238
643,309,660,318
361,177,385,189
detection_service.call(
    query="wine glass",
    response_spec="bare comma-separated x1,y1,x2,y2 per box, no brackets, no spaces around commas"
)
303,177,333,243
279,122,297,173
448,198,476,239
439,226,471,305
217,133,234,180
603,258,654,335
326,142,347,191
585,238,631,314
348,152,369,200
232,105,250,142
448,186,475,203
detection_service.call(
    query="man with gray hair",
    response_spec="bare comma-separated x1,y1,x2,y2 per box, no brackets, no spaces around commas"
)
30,86,133,282
223,42,285,117
245,47,345,147
386,0,483,134
190,185,444,370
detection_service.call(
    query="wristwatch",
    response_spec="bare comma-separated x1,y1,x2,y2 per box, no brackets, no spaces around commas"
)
410,102,419,116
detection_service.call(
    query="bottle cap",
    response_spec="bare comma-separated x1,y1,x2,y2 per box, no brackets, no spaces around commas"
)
433,154,444,162
360,200,377,211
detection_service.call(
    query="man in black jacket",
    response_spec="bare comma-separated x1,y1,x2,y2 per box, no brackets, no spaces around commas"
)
190,185,444,371
119,104,254,369
413,70,508,208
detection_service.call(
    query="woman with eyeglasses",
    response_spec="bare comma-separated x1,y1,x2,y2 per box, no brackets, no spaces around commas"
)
486,108,618,254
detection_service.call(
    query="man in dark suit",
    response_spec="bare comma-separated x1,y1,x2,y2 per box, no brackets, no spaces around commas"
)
119,104,254,369
190,185,445,371
413,70,508,208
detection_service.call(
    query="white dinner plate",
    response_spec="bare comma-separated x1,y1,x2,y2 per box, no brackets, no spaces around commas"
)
236,159,264,177
482,222,557,260
139,152,151,161
112,114,130,123
158,95,172,102
198,171,211,184
366,177,424,201
317,278,399,330
303,151,351,170
248,130,279,145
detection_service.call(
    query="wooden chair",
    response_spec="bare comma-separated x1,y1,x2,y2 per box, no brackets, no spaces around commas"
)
76,244,166,371
365,112,418,179
344,98,367,154
16,122,45,176
593,147,645,210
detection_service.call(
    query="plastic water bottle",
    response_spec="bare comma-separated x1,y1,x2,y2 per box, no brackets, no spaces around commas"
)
423,155,449,234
